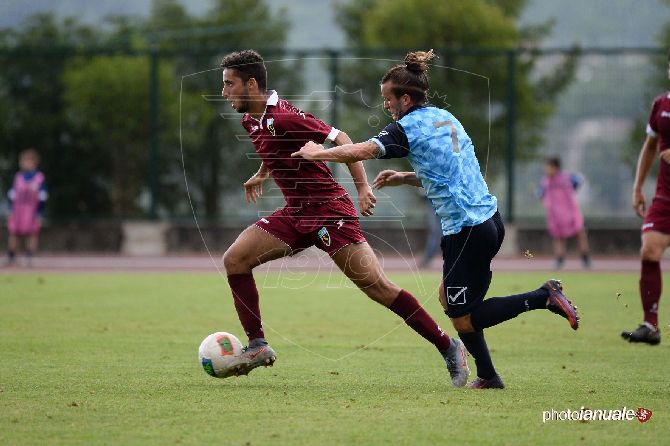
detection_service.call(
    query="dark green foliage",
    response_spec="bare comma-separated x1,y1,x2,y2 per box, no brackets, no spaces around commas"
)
334,0,577,176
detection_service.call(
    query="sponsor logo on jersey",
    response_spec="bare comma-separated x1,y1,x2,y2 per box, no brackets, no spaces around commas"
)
260,218,270,224
662,111,670,118
336,219,344,229
447,287,468,305
318,227,331,247
642,222,654,230
266,117,276,136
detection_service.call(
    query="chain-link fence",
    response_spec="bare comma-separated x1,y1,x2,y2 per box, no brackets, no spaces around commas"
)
0,47,664,230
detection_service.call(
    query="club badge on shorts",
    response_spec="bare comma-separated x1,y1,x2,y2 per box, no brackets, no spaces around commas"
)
318,227,331,247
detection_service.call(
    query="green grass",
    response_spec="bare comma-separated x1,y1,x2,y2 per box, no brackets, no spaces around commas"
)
0,271,667,445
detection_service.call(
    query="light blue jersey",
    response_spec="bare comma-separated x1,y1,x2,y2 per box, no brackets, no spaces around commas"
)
370,105,497,235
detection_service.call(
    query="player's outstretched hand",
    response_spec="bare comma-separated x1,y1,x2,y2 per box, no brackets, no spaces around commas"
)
372,170,404,189
357,185,376,217
244,172,267,203
291,141,325,160
632,189,646,218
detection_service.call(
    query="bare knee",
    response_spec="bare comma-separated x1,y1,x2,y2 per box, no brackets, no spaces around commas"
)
640,244,663,262
450,314,475,333
222,246,252,275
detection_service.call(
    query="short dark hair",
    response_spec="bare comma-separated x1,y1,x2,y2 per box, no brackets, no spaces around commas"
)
546,156,561,169
381,50,436,104
220,50,267,90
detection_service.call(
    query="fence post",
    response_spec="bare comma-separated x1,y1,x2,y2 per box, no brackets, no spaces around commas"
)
328,50,339,129
148,48,159,220
506,49,517,223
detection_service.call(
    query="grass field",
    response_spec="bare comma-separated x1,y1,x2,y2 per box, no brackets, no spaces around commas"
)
0,271,667,445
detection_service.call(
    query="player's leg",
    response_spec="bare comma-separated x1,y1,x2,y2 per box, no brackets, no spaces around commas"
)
6,233,18,265
330,242,398,306
440,219,501,388
442,212,578,388
223,224,291,341
220,224,294,375
553,237,566,269
576,229,591,268
26,233,39,266
446,213,578,333
331,241,469,387
621,230,668,344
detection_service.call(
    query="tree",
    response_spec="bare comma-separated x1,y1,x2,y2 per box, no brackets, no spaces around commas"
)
335,0,577,177
0,13,109,219
622,4,670,173
0,1,296,221
143,0,299,220
62,56,176,216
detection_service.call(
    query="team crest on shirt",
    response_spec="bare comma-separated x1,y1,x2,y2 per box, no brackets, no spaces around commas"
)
266,117,276,136
318,227,331,247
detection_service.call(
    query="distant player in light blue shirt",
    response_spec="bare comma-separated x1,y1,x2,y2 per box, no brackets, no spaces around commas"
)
292,50,581,389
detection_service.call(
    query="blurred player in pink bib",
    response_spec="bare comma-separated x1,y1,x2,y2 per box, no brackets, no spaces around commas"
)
538,157,591,269
6,148,47,266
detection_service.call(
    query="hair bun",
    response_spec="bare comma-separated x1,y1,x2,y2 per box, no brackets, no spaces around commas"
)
404,49,436,74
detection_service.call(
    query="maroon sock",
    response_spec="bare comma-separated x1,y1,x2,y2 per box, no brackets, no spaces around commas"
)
389,289,451,351
640,260,661,328
227,273,265,341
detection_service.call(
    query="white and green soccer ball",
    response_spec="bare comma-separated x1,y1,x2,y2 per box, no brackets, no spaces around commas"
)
198,332,243,378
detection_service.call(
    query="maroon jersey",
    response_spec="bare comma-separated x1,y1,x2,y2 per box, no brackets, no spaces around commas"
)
241,91,346,210
647,92,670,200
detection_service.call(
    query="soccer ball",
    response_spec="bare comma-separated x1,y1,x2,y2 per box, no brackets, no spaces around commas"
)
198,332,244,378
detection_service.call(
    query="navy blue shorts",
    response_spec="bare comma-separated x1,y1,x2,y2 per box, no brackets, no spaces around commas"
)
442,211,505,318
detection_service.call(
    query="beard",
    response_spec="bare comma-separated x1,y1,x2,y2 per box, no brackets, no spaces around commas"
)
235,101,249,113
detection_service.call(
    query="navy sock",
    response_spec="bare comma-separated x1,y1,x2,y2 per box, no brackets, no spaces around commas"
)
8,250,15,261
470,288,549,330
459,330,496,380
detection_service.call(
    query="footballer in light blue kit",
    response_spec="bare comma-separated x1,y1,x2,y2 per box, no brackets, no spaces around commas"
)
292,50,581,389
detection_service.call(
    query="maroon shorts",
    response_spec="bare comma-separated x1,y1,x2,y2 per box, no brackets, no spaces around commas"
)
254,195,366,256
642,197,670,234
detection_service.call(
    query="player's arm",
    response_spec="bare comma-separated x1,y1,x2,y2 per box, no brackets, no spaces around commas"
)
332,131,376,216
292,121,410,163
244,162,270,204
292,140,379,163
36,180,48,218
372,170,423,189
632,135,659,218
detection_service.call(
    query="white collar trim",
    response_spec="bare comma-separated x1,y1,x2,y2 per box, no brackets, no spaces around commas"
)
249,90,278,124
267,90,278,106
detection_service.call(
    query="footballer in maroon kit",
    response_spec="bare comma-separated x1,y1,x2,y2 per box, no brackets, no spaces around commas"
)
623,53,670,345
218,50,470,385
